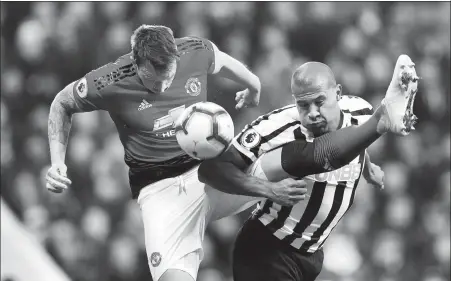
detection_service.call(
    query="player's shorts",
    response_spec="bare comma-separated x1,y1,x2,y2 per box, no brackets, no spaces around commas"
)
233,218,324,281
137,165,260,281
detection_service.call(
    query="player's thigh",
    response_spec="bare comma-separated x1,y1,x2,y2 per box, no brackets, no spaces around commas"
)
205,185,261,222
158,251,201,281
159,269,194,281
298,248,324,281
233,220,301,281
138,172,207,281
147,249,202,281
233,226,275,281
234,247,299,281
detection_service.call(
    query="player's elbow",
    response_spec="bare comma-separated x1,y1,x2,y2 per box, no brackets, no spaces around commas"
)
198,160,214,184
198,158,224,184
198,161,214,184
50,93,70,115
198,162,207,183
51,82,84,115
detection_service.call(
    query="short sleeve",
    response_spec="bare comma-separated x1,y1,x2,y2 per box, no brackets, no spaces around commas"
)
203,39,216,74
231,105,300,162
72,74,105,111
71,54,136,111
231,126,264,162
339,95,374,125
177,37,215,74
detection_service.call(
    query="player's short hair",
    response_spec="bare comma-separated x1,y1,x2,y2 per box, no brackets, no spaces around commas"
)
131,24,179,73
291,62,336,94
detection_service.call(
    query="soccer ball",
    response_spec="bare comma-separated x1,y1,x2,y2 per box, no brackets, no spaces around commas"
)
175,102,234,160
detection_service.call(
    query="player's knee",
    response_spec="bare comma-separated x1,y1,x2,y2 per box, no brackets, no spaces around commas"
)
159,269,195,281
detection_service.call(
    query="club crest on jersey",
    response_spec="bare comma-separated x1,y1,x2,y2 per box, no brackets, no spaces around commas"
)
241,128,261,148
150,252,162,267
185,77,201,96
76,77,88,98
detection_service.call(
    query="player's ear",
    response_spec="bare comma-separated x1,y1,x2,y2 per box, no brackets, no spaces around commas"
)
336,84,342,101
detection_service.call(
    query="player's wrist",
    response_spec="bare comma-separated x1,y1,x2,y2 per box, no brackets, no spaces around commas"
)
261,180,278,200
50,157,66,167
49,140,68,164
49,153,66,168
249,75,261,94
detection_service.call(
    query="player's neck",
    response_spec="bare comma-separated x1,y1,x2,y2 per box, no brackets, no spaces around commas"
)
334,110,344,130
327,110,345,135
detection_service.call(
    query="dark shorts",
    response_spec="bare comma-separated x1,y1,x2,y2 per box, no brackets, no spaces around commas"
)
128,154,201,198
233,218,324,281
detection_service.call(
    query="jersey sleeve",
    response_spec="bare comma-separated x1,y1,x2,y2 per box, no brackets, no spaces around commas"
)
72,76,103,111
231,106,299,163
202,38,216,74
72,66,112,111
231,125,264,162
178,37,216,74
339,95,374,125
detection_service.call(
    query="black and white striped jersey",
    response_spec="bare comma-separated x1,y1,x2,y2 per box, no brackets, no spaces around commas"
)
231,95,373,253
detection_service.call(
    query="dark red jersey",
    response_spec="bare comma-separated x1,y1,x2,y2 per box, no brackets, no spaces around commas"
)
72,37,215,197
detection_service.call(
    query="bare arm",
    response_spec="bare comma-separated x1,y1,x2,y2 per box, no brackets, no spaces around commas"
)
361,150,385,188
200,107,385,191
48,82,88,165
199,144,307,207
363,151,371,174
210,43,261,97
199,146,274,198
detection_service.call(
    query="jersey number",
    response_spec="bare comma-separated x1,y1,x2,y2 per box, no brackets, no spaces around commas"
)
153,105,186,131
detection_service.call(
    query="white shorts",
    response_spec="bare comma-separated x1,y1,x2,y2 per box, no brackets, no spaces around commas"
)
137,165,260,281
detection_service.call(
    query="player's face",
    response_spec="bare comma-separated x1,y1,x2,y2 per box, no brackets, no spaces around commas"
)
138,60,177,94
294,86,341,137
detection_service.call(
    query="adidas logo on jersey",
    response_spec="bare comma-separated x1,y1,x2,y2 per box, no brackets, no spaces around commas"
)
138,99,152,111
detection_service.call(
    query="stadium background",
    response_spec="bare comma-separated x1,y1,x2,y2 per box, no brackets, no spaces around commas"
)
1,2,449,281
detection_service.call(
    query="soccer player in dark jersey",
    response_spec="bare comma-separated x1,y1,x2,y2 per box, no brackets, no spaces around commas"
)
45,24,263,281
199,55,419,281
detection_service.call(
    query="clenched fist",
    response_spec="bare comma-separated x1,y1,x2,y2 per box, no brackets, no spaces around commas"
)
45,164,72,193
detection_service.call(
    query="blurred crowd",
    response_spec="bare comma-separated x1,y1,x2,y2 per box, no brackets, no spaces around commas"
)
1,2,450,281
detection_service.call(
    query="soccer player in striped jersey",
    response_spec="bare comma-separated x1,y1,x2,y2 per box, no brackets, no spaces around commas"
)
199,56,419,281
44,25,261,281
